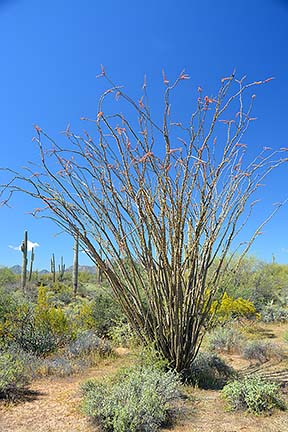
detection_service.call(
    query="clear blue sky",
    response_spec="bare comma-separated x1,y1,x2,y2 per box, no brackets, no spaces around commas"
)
0,0,287,269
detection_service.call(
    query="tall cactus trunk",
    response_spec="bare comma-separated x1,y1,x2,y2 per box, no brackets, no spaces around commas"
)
21,230,28,291
51,253,56,283
28,247,35,282
58,256,65,281
73,235,79,297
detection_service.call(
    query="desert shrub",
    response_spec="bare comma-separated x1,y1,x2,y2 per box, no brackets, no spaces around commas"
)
66,330,111,358
260,304,288,323
108,319,138,348
210,292,258,324
242,340,285,363
207,325,245,354
222,376,286,414
64,291,123,337
3,288,73,355
35,286,72,342
187,352,235,389
3,301,60,356
82,366,180,432
12,316,58,355
64,298,95,331
6,344,41,378
0,287,24,322
47,282,73,306
41,357,74,377
137,344,169,371
90,292,124,337
0,350,30,398
0,268,17,288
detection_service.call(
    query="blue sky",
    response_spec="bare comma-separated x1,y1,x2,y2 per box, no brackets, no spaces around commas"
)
0,0,287,269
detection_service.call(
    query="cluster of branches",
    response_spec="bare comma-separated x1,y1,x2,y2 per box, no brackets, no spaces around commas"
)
1,69,287,373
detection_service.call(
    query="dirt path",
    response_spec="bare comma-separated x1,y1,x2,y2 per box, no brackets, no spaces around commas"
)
0,354,133,432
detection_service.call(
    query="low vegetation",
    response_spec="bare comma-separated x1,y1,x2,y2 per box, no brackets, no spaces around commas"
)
222,376,286,414
82,366,180,432
187,352,236,389
242,340,285,363
0,350,30,399
206,326,245,354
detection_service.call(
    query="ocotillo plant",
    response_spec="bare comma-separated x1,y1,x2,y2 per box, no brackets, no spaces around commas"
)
50,253,56,283
20,230,28,291
28,246,35,282
73,235,79,296
3,70,288,373
58,256,65,281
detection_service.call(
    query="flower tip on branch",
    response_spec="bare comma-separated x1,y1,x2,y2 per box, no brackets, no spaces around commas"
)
96,64,106,78
97,111,104,120
34,124,42,133
80,117,87,121
162,69,169,85
264,77,275,83
179,71,190,80
139,96,145,108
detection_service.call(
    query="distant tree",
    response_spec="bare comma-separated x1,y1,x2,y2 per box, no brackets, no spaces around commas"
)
220,256,288,308
252,262,288,307
1,69,287,374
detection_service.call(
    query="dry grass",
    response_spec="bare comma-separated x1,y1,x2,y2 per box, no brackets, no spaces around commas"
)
0,325,288,432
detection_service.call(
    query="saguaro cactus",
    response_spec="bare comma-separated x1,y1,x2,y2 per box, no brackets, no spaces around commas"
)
50,253,56,283
28,247,35,282
58,256,66,281
21,230,28,291
73,235,79,297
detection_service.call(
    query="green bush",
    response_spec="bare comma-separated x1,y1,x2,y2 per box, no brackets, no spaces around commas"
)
0,350,30,398
260,304,288,323
222,376,286,414
41,357,74,377
90,292,124,337
207,326,245,354
242,340,285,363
67,330,111,358
108,319,138,348
64,290,124,337
82,366,180,432
4,304,58,356
187,352,235,389
47,282,73,306
0,268,17,287
137,344,169,371
4,292,72,356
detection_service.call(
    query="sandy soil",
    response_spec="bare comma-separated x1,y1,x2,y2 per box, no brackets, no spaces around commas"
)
0,354,132,432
